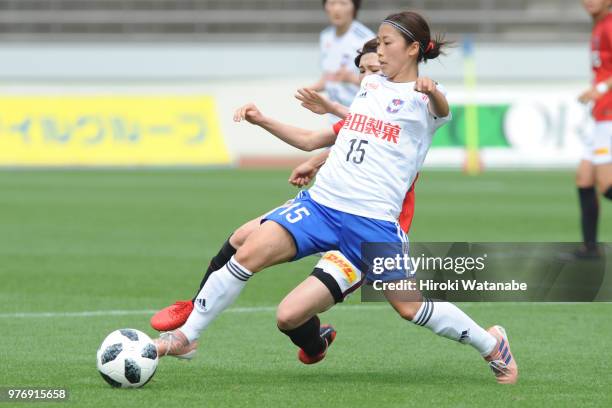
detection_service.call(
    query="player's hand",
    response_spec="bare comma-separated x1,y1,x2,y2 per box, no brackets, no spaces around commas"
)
233,103,265,125
288,161,319,187
414,77,437,95
295,88,334,115
578,87,603,104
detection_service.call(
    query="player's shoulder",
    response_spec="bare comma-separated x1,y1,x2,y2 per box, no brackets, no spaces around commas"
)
350,21,375,40
603,13,612,27
361,73,385,86
320,26,335,41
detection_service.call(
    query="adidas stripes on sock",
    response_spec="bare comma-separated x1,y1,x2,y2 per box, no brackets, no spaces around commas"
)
181,256,252,342
412,298,497,357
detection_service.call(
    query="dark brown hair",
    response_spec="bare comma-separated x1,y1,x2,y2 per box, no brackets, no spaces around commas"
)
383,11,449,63
354,38,378,67
322,0,361,18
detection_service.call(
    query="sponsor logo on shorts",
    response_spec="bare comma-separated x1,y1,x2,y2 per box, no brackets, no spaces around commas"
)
595,147,610,155
323,252,357,283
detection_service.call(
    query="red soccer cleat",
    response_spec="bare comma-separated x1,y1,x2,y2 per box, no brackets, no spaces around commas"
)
150,300,194,332
298,324,337,365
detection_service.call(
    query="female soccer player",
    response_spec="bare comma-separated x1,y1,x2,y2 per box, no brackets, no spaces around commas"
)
575,0,612,258
150,39,381,332
155,12,518,384
308,0,374,120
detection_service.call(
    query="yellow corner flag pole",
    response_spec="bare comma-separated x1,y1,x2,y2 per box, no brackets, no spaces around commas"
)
463,36,482,175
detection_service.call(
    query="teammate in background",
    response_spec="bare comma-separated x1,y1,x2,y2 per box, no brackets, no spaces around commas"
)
576,0,612,257
153,11,518,384
296,38,380,119
308,0,374,120
150,39,382,332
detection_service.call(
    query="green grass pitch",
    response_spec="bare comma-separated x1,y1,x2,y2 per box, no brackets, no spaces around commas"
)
1,169,611,407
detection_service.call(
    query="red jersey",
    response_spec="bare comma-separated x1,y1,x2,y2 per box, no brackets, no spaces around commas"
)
591,13,612,121
332,119,416,233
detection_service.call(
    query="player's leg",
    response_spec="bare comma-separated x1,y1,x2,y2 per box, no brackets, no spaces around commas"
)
156,192,339,355
195,217,262,298
576,159,599,255
194,199,297,291
276,251,362,363
344,216,517,384
596,163,612,200
276,276,336,363
592,121,612,200
155,220,297,356
150,216,262,331
385,293,494,352
176,221,297,341
382,282,517,384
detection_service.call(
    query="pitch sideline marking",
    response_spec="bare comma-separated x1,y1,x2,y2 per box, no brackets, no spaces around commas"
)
0,302,599,319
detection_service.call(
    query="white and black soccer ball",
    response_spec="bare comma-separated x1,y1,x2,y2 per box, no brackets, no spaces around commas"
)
96,328,158,388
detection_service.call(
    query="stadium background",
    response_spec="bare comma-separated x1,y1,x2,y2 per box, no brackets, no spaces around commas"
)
2,1,612,407
0,0,595,168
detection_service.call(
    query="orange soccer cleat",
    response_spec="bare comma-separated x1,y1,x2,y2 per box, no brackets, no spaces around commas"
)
485,325,519,384
150,300,194,332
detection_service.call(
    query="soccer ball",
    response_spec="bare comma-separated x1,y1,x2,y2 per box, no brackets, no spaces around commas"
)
96,328,158,388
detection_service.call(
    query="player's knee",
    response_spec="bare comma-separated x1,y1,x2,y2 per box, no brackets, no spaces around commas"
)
395,302,421,321
231,223,254,248
576,174,595,188
397,309,417,321
276,307,302,331
234,244,263,273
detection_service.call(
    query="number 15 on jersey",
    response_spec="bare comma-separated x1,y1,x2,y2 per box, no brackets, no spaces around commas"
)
279,203,311,223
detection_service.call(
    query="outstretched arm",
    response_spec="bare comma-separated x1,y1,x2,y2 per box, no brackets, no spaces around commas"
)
233,103,337,151
295,88,350,118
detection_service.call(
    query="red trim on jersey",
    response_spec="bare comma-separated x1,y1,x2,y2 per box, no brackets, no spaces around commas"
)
331,119,416,233
332,120,345,135
398,173,418,233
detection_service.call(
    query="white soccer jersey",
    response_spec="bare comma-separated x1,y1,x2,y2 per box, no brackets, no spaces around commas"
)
320,21,375,108
309,74,451,222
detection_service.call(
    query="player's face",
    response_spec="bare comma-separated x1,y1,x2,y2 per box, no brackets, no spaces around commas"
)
324,0,354,28
377,24,419,80
358,52,381,82
582,0,612,16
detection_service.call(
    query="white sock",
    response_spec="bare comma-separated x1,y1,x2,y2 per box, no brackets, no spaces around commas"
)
412,298,497,356
180,256,252,342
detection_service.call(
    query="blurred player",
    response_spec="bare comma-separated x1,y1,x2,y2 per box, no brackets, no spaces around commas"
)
576,0,612,257
154,11,518,384
308,0,374,120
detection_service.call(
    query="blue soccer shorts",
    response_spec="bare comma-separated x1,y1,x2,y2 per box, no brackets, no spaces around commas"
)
263,190,411,282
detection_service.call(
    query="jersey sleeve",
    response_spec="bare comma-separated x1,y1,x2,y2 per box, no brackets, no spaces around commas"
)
332,120,345,135
427,82,452,130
